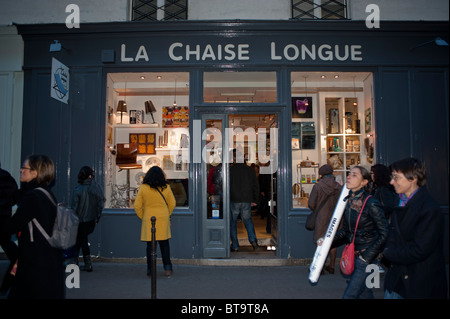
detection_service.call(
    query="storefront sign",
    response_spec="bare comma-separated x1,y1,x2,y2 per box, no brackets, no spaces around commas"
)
50,58,69,104
120,41,363,64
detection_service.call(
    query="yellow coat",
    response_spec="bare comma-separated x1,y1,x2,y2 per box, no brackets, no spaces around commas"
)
134,184,176,241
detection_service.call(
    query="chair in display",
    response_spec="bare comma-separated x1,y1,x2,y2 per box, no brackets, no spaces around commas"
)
116,143,142,205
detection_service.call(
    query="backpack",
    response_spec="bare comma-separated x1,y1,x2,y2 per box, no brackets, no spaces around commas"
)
28,188,79,250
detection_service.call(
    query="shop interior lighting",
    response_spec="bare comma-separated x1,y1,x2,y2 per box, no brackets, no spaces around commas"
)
353,76,358,106
304,76,309,106
173,77,177,107
116,101,127,124
145,100,157,124
117,78,128,124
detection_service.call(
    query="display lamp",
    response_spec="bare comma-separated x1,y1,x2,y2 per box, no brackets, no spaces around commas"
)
117,100,127,124
145,100,157,124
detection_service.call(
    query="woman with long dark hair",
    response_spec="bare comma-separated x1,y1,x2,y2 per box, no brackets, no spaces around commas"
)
134,166,176,277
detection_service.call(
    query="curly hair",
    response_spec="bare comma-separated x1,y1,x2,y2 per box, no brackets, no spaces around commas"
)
142,166,167,189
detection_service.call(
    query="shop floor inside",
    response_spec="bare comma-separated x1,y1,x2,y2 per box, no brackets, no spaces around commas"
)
235,210,276,259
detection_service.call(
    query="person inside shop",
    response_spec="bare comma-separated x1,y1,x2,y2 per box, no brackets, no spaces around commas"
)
229,149,260,252
0,160,19,294
1,155,65,299
307,164,342,274
329,166,388,299
134,166,176,277
382,157,447,299
70,166,105,272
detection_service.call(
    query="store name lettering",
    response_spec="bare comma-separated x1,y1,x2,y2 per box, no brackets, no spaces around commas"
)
120,42,363,63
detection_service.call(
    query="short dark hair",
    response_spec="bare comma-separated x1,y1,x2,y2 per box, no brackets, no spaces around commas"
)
143,166,167,189
78,166,94,184
390,157,426,186
370,164,391,187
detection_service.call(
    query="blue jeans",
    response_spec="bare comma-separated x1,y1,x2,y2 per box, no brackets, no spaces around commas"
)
384,289,404,299
230,202,257,250
342,256,374,299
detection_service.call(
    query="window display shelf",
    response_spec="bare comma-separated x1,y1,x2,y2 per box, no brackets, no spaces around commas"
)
113,123,160,128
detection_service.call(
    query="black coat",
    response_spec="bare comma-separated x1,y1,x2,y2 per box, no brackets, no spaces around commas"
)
0,168,18,218
333,190,389,264
229,163,259,203
383,187,448,299
2,180,65,299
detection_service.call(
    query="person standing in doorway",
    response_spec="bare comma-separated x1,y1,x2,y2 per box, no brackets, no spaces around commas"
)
134,166,176,277
383,158,447,299
71,166,105,272
229,149,260,252
308,164,342,274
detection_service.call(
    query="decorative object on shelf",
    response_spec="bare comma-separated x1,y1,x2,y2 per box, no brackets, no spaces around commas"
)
145,100,157,124
291,138,300,150
116,101,127,124
292,97,313,118
136,110,144,124
135,172,145,185
145,156,161,168
129,110,137,124
129,133,156,155
163,155,174,170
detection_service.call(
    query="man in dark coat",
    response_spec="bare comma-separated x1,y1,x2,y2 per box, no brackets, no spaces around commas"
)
383,158,448,299
229,150,260,251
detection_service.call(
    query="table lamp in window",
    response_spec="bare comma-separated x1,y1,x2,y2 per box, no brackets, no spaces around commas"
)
145,100,157,124
117,100,127,124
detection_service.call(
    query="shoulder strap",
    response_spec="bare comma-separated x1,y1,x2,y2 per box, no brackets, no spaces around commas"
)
28,187,55,243
36,187,57,206
153,186,168,207
351,195,372,244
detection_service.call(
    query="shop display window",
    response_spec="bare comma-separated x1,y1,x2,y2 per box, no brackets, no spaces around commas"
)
105,72,189,208
203,71,277,103
291,72,375,208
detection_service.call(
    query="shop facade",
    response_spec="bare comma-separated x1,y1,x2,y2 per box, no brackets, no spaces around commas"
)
17,20,448,260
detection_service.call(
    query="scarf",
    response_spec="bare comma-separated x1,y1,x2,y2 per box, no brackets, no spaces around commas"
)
346,188,366,212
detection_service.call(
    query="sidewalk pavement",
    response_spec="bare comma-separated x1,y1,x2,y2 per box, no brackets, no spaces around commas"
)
1,258,386,300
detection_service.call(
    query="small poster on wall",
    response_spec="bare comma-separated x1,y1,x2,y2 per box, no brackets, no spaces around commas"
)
162,106,189,127
292,97,313,118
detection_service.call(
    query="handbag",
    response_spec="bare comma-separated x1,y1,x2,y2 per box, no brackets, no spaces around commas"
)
340,195,372,275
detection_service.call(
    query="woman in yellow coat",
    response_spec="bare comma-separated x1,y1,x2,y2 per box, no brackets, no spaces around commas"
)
134,166,176,277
